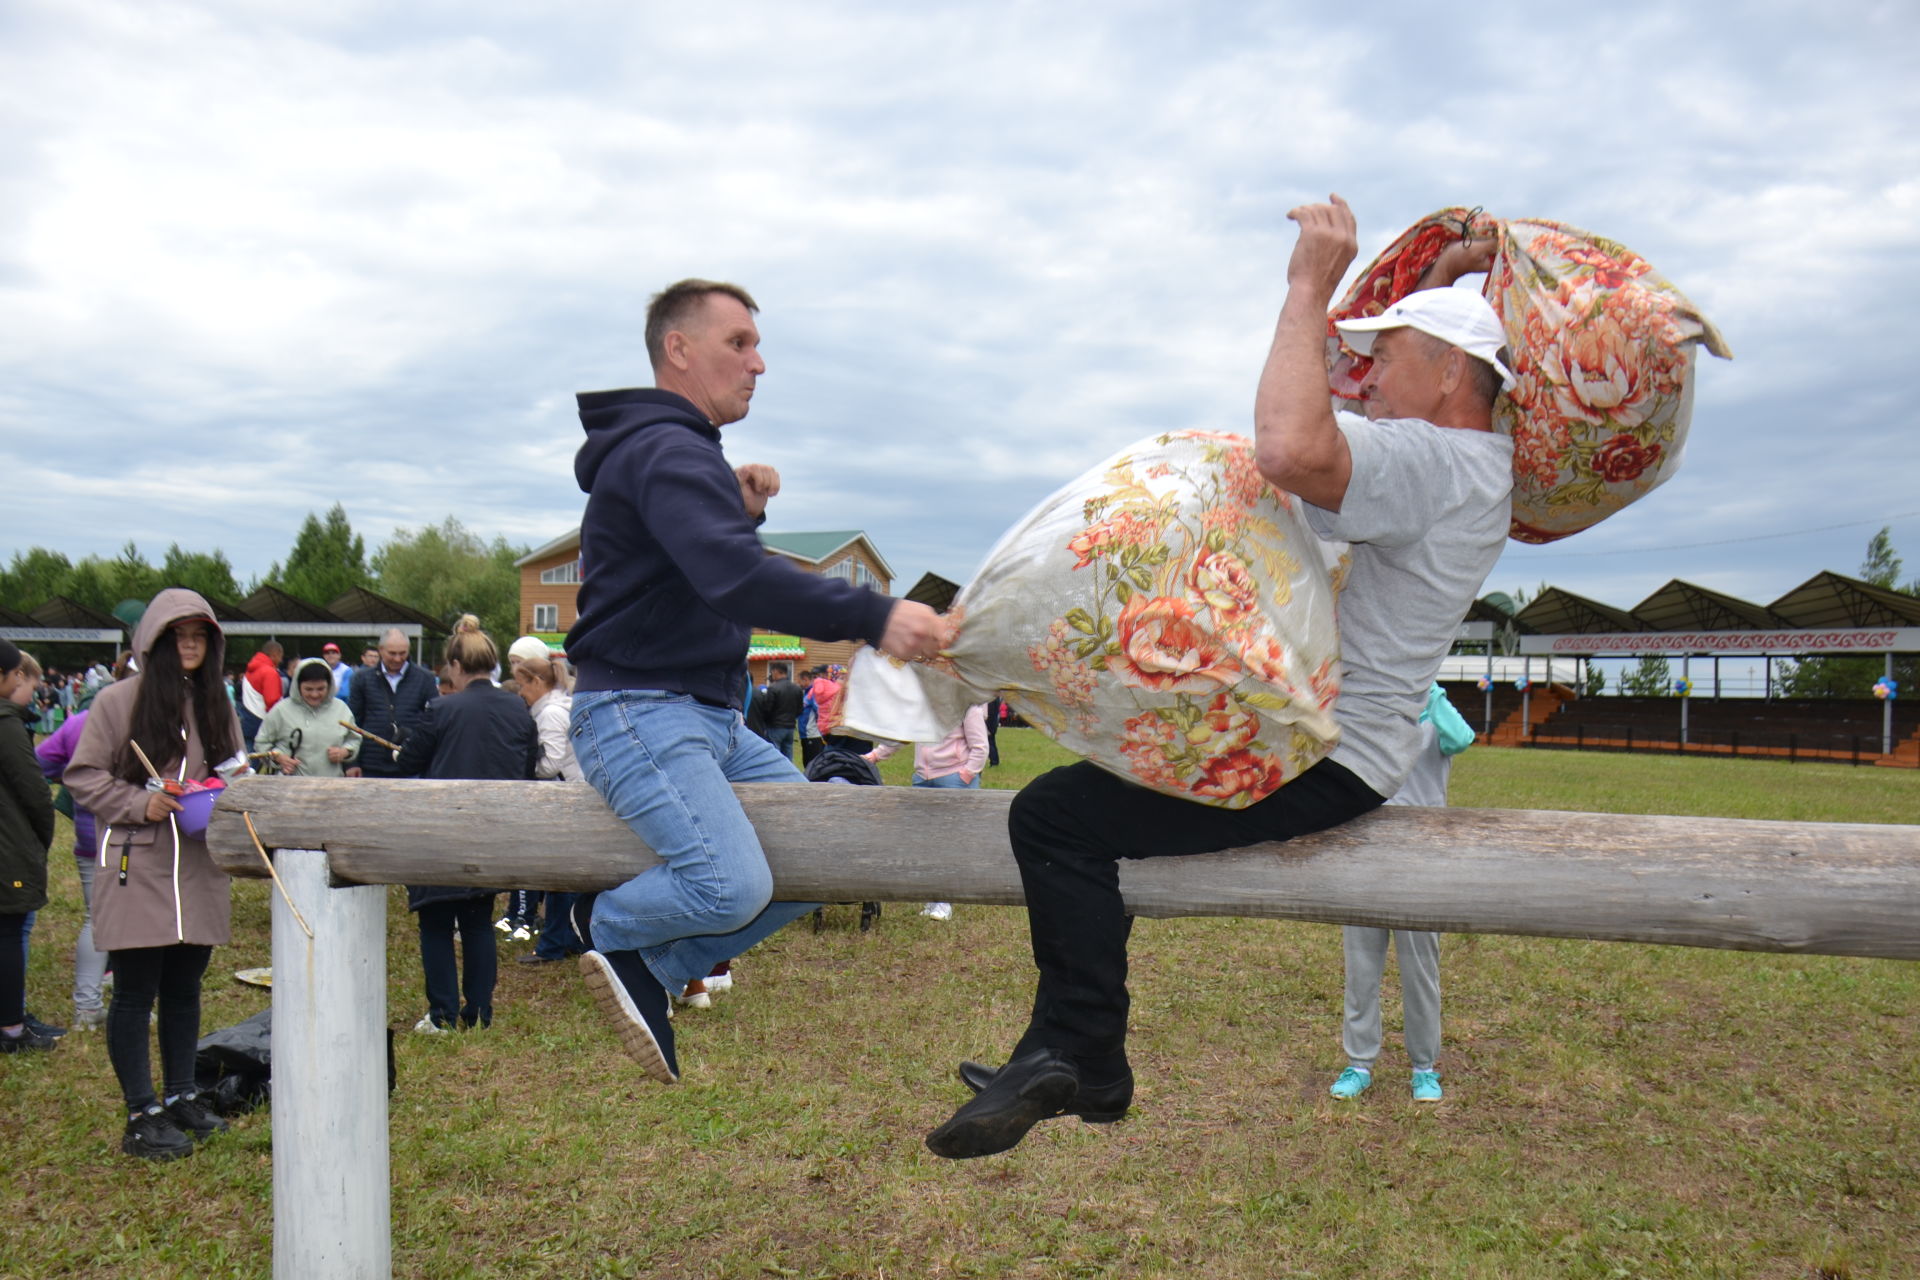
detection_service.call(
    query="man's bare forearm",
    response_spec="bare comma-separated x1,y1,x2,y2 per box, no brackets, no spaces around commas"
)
1254,195,1358,510
1253,284,1349,511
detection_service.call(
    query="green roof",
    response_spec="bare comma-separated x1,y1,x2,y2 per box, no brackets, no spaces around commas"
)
758,530,866,562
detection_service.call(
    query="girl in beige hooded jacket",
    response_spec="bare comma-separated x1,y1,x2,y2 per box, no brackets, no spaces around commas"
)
66,588,246,1160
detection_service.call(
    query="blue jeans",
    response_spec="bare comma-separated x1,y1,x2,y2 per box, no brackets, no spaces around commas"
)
762,725,796,761
912,771,980,789
532,891,583,960
570,690,820,991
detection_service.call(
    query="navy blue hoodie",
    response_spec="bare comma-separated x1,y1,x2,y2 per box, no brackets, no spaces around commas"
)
566,388,894,707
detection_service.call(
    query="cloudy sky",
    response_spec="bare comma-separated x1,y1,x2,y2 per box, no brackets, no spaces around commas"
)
4,0,1917,618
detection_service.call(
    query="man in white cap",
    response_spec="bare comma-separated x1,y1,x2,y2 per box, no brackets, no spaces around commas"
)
928,195,1515,1159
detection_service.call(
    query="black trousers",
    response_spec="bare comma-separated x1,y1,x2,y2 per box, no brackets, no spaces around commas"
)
0,913,26,1027
417,896,497,1028
1007,759,1384,1069
107,943,213,1111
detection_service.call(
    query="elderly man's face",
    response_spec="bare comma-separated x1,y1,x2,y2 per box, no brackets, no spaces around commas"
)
380,640,410,673
674,293,764,426
1360,328,1449,423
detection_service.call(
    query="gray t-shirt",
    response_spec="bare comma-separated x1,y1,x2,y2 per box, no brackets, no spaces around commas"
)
1304,411,1512,798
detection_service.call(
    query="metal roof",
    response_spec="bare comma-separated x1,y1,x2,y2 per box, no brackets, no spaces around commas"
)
1512,587,1646,635
903,572,962,613
1630,580,1788,632
1463,595,1530,630
326,586,446,632
240,585,342,624
29,596,125,629
1767,571,1920,628
514,527,897,582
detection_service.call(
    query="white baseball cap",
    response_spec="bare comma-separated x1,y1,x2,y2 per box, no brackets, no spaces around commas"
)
1334,288,1515,390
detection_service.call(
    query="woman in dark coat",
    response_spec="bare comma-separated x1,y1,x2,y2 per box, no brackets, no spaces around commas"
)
1,638,57,1054
393,617,539,1031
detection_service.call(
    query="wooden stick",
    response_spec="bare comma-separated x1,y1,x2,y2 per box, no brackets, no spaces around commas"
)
339,721,400,753
128,739,164,782
243,811,316,940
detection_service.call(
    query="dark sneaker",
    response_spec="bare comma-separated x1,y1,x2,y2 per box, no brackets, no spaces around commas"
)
23,1012,66,1039
166,1093,229,1142
0,1025,59,1053
927,1049,1082,1159
123,1106,196,1161
956,1059,1132,1123
569,892,599,953
579,949,677,1083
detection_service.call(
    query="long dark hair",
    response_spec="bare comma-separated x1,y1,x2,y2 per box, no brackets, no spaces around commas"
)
117,622,240,785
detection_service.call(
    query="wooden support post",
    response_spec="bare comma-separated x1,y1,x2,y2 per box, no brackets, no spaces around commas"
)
270,848,391,1280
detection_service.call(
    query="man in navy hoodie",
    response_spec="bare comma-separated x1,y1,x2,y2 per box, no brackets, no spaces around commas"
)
566,278,947,1085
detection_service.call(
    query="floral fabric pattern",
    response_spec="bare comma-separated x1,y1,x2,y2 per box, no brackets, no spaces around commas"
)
843,431,1345,808
1327,209,1731,544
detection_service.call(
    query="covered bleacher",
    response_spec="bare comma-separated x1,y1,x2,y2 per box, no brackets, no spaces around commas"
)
1445,571,1919,768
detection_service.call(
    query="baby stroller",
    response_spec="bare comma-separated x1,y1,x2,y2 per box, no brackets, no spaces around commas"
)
803,745,884,931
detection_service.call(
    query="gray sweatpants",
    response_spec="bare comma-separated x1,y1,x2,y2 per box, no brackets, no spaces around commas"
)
1340,926,1440,1072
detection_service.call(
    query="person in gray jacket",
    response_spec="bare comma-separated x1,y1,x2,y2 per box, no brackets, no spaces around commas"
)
255,658,360,777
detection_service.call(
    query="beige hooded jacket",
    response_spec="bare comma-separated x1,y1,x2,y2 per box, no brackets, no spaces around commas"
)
65,589,242,950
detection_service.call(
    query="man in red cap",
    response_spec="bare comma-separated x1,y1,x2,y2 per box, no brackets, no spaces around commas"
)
321,642,353,700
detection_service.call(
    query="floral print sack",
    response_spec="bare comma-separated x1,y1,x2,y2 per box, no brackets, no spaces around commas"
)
843,430,1345,808
1328,209,1731,543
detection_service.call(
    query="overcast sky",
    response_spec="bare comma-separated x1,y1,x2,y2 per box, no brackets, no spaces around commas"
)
4,0,1916,617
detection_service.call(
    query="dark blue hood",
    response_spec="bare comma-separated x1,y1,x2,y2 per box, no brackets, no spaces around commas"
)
575,388,714,493
564,387,895,707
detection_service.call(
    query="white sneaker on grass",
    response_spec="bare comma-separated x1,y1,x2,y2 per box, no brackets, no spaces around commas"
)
920,902,954,921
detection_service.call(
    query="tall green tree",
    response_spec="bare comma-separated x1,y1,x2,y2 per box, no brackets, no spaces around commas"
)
372,517,528,648
160,544,242,604
0,547,75,608
271,505,372,607
54,543,163,614
1773,528,1919,698
1620,654,1672,696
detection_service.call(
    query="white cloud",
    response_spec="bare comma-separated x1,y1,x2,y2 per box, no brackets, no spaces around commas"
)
2,0,1917,608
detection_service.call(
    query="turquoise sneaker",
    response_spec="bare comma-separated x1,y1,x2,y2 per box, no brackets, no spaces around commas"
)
1411,1070,1443,1102
1328,1067,1371,1099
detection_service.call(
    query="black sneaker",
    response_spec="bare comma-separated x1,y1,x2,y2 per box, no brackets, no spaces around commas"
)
23,1011,66,1039
569,892,599,952
166,1093,229,1142
123,1106,196,1161
579,949,677,1083
0,1025,58,1053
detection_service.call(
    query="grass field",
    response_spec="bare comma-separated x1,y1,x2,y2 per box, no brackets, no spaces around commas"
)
4,733,1916,1279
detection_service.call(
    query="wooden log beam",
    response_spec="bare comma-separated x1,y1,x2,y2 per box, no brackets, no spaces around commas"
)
207,776,1920,960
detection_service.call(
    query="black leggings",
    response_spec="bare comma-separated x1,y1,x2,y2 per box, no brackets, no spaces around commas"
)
1007,759,1385,1069
107,943,212,1112
0,913,26,1027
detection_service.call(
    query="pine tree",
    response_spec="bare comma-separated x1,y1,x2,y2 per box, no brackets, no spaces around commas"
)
274,505,372,607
